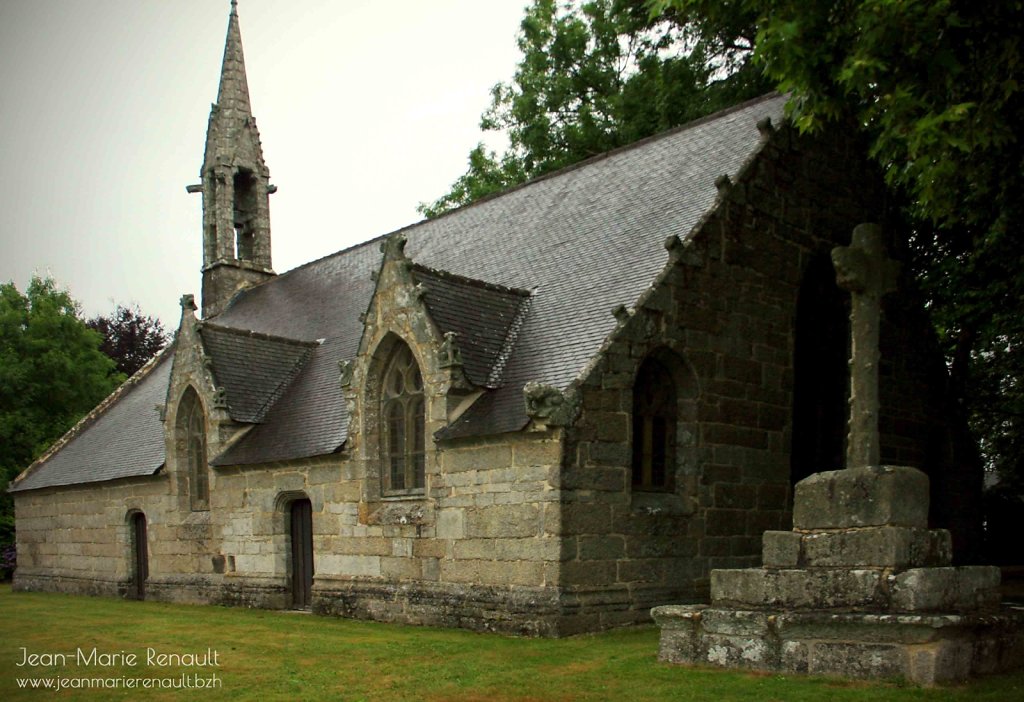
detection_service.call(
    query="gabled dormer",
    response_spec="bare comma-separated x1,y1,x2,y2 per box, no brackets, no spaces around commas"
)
189,0,276,318
340,234,532,512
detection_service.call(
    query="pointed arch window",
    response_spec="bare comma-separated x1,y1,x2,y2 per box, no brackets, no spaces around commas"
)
632,356,677,491
381,343,425,494
178,387,210,510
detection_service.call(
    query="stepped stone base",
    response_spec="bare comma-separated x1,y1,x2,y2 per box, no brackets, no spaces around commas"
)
653,605,1024,684
653,465,1024,684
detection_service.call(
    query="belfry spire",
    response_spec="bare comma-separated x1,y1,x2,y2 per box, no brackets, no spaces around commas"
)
189,0,276,319
216,0,253,120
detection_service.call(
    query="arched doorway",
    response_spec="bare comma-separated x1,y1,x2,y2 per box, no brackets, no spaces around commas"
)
289,499,314,609
129,512,148,600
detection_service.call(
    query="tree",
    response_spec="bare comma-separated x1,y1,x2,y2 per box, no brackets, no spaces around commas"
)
419,0,770,218
0,277,124,546
87,303,169,377
654,0,1024,557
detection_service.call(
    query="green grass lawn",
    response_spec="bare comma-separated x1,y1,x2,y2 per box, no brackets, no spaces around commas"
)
1,585,1022,701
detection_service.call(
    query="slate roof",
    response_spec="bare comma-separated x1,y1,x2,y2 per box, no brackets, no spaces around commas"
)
11,351,172,492
211,336,349,466
12,93,788,490
412,265,532,388
199,323,317,424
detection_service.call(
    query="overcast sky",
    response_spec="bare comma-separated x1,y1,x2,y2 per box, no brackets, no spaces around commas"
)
0,0,527,327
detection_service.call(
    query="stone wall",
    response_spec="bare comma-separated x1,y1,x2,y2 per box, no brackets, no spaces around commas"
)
559,122,970,629
13,432,564,635
14,475,179,598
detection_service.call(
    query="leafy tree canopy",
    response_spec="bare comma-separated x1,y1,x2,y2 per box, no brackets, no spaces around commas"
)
0,277,125,544
419,0,770,218
87,303,169,378
651,0,1024,489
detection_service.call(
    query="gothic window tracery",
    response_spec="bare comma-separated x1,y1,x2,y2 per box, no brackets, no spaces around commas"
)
381,343,425,494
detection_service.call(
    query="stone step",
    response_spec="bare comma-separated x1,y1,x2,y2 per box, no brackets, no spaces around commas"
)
712,568,887,610
793,465,929,530
891,566,1002,612
762,526,952,569
711,566,1002,612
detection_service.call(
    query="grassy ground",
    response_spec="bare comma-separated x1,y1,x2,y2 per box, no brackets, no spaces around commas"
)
1,586,1022,701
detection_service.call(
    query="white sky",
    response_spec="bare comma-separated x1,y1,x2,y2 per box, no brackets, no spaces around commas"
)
0,0,527,327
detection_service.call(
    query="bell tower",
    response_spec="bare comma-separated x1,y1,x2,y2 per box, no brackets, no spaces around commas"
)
189,0,276,318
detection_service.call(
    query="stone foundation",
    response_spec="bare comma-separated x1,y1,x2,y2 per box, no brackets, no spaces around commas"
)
314,579,562,636
654,606,1024,682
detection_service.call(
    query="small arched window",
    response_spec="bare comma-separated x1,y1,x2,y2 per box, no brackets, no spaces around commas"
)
178,387,209,510
632,356,677,491
381,343,425,494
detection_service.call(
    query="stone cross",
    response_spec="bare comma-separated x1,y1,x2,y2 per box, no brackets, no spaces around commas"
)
831,223,900,468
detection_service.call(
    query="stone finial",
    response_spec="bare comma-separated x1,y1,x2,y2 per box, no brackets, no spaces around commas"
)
714,174,732,194
180,294,197,313
213,386,229,410
154,403,167,421
338,359,354,388
524,383,578,428
439,331,463,369
756,116,774,137
831,223,900,468
664,235,682,252
380,234,409,261
612,305,631,324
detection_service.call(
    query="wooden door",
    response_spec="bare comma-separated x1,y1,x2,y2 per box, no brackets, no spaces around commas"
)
290,499,314,609
131,513,148,600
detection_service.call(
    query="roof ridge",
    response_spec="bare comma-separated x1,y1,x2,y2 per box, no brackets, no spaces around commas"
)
423,92,786,224
274,232,389,281
8,344,175,492
486,293,534,388
237,93,787,292
410,262,532,298
247,345,317,423
200,321,320,347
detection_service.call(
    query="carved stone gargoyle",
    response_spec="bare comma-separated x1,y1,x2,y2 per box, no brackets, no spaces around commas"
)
523,382,578,428
439,331,464,369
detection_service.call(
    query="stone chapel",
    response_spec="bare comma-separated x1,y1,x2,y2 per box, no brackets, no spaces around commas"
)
9,3,981,636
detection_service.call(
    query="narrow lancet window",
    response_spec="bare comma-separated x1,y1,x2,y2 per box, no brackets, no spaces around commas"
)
632,356,677,491
178,387,210,510
381,343,425,493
